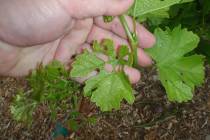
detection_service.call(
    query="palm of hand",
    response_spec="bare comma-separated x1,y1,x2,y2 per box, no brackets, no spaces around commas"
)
0,18,93,76
0,0,96,76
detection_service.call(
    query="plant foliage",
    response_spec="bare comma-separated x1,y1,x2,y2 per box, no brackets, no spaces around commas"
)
71,40,134,111
11,61,80,124
145,26,205,102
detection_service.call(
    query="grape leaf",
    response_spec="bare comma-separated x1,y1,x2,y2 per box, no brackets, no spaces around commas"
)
129,0,194,24
71,40,134,111
129,0,181,18
137,8,170,26
70,52,104,77
145,26,205,102
182,0,194,2
84,71,134,111
118,45,130,58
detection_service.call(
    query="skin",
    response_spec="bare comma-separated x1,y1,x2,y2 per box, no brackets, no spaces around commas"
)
0,0,156,83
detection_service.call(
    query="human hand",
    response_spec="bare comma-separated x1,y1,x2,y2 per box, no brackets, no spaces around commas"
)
0,0,155,83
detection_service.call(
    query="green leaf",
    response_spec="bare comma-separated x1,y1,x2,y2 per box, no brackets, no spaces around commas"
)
145,26,205,102
101,39,116,59
181,0,194,2
84,71,134,111
129,0,194,25
129,0,181,18
136,7,170,23
146,27,200,63
71,52,104,77
118,45,131,65
71,39,134,111
118,45,130,58
92,40,103,52
11,61,80,124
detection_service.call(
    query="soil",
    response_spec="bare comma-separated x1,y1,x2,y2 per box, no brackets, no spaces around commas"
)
0,65,210,140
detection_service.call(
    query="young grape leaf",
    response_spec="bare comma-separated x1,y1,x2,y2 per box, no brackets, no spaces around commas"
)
71,40,134,111
145,26,205,102
71,52,104,77
84,71,134,111
118,45,130,59
101,39,116,59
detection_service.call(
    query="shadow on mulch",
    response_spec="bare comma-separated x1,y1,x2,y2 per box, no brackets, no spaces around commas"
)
0,65,210,140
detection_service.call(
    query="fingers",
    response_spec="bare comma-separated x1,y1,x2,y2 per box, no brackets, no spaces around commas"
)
137,48,153,67
87,25,153,66
105,64,141,84
94,16,156,48
61,0,134,18
55,18,93,64
124,66,141,84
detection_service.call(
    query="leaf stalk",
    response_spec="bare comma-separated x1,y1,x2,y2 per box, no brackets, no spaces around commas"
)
119,15,138,67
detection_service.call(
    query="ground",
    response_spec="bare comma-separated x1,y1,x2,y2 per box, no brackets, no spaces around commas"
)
0,65,210,140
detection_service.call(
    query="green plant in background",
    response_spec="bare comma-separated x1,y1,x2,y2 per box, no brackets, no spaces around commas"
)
11,61,97,133
11,0,207,127
11,61,80,125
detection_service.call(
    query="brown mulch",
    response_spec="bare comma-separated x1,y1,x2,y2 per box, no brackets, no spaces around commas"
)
0,65,210,140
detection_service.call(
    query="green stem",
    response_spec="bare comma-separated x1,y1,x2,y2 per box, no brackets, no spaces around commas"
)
119,15,138,67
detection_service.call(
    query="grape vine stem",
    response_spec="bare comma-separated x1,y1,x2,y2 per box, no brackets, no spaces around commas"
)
119,15,138,67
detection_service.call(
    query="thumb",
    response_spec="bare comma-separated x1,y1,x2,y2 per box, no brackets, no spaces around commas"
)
61,0,134,18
